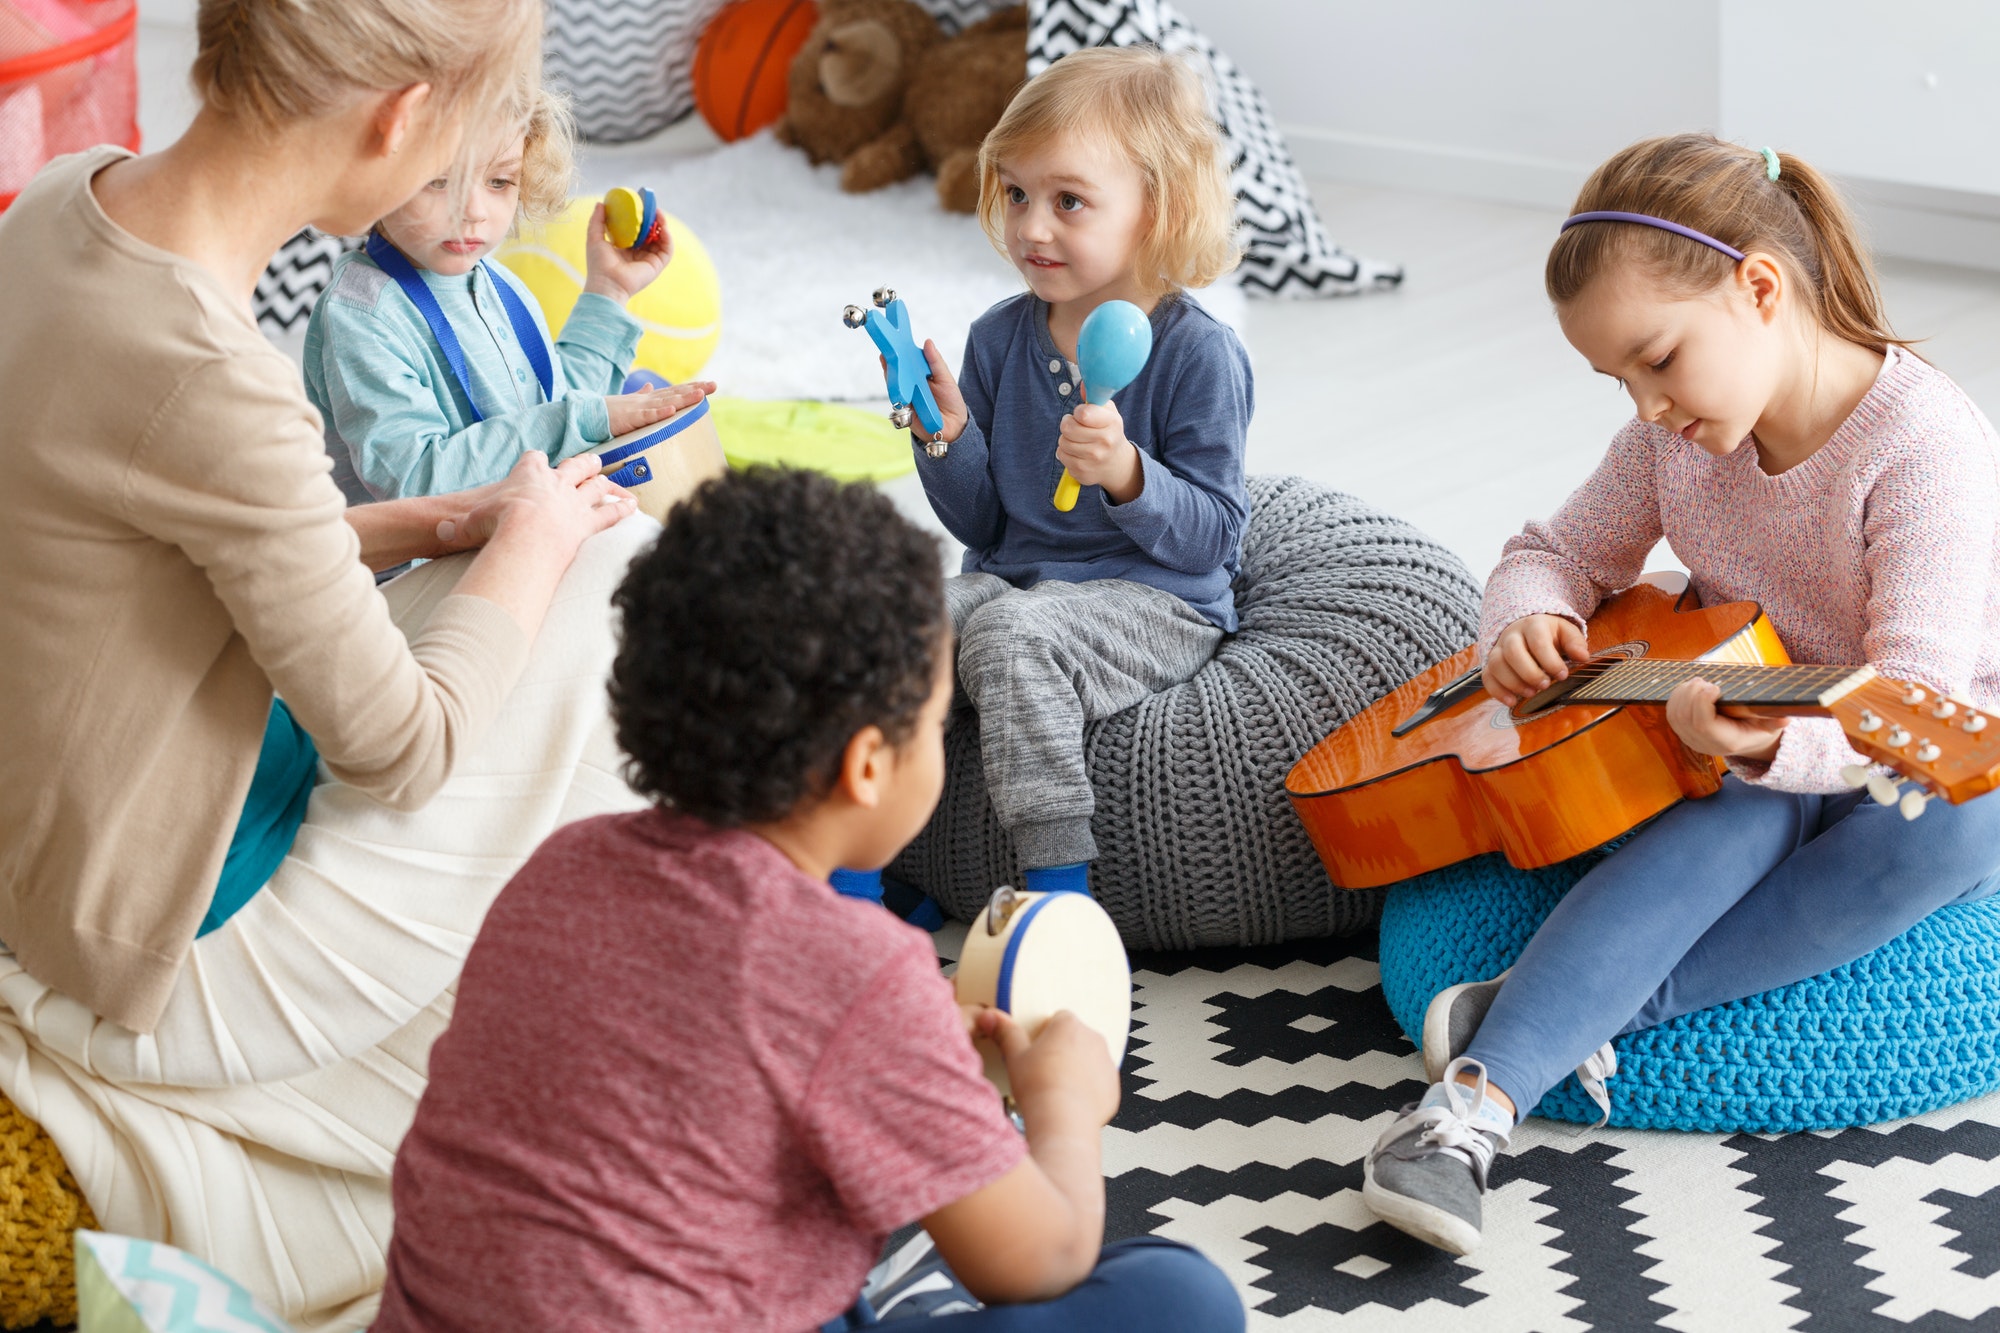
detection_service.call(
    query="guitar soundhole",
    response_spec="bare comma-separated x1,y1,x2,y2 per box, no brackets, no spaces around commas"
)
1493,641,1651,728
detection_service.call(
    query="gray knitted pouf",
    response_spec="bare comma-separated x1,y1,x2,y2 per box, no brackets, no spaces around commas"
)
891,475,1483,950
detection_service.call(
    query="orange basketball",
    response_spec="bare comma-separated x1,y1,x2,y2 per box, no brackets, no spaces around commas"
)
692,0,819,143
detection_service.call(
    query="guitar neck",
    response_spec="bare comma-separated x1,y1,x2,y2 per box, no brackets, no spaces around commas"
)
1561,659,1878,711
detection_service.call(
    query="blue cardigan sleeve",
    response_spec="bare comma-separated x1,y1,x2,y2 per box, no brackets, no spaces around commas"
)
1104,326,1252,575
314,298,613,500
913,330,1006,552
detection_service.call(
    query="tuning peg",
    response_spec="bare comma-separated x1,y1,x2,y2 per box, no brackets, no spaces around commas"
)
1841,763,1872,789
1856,709,1882,733
1903,686,1928,706
842,304,867,329
1900,788,1932,821
1915,740,1942,763
1867,773,1903,806
1885,726,1912,749
1967,713,1989,734
1932,700,1958,719
872,286,897,308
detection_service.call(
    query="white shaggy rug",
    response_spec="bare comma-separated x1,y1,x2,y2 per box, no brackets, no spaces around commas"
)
576,132,1248,403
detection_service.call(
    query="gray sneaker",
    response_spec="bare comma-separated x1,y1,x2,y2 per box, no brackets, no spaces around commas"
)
1421,970,1509,1083
1362,1056,1509,1255
1421,972,1620,1127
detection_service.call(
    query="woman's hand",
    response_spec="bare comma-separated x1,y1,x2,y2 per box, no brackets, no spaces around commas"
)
605,380,715,437
582,201,673,305
1666,678,1788,762
1057,395,1141,505
905,340,969,447
436,451,634,559
1485,614,1590,706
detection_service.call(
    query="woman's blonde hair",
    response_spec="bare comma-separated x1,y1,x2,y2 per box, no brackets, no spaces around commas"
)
1547,133,1907,353
192,0,542,183
977,46,1240,296
515,85,577,227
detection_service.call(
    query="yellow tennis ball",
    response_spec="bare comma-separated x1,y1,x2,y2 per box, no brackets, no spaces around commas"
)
496,198,722,384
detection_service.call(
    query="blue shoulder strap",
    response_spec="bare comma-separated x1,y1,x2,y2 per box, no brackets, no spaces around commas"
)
483,262,556,406
365,232,486,423
362,233,557,420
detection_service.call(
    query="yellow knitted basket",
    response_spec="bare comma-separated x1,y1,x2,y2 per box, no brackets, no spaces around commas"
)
0,1092,95,1329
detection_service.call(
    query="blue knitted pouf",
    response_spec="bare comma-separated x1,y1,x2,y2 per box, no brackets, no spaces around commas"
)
1378,852,2000,1133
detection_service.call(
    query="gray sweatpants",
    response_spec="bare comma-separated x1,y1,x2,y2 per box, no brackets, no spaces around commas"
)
947,573,1223,868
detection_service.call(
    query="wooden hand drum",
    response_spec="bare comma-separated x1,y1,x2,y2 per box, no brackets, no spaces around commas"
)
589,395,726,523
953,886,1132,1100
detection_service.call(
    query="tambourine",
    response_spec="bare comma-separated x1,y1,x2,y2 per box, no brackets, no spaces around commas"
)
953,886,1132,1101
590,395,726,523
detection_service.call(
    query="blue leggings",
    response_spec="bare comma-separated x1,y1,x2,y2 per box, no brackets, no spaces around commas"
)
829,1238,1243,1332
1465,776,2000,1116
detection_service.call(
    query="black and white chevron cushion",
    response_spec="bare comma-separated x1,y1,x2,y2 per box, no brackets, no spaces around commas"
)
544,0,731,143
1027,0,1401,298
914,0,1013,33
253,229,362,336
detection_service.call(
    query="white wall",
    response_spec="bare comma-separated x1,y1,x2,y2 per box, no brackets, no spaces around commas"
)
1174,0,1718,209
1178,0,2000,270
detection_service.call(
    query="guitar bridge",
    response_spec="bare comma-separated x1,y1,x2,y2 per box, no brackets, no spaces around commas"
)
1391,664,1486,737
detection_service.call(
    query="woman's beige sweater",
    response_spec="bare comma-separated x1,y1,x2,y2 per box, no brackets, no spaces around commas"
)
0,148,530,1034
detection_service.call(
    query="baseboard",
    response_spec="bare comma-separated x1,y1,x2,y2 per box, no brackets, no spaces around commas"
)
1280,125,1589,212
1282,124,2000,273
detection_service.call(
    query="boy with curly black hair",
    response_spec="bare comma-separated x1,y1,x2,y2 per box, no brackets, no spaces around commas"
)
372,468,1244,1332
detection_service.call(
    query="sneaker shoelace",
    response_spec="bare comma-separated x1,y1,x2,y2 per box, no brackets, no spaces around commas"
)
1387,1056,1506,1187
1575,1043,1619,1128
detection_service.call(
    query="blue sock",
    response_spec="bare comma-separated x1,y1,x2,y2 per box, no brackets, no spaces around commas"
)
828,868,884,903
1023,862,1090,895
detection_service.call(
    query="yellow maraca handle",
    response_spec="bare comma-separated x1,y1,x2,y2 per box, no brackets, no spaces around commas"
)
1053,470,1081,512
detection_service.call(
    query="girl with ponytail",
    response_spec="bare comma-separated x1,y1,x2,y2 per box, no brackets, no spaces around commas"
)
1360,134,2000,1256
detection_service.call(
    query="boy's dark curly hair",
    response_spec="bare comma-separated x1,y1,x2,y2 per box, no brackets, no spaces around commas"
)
610,467,946,826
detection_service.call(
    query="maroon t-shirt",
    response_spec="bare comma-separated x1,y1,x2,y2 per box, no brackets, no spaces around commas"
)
373,808,1025,1332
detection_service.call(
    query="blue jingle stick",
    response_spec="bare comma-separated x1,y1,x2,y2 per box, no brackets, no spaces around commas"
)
844,288,946,442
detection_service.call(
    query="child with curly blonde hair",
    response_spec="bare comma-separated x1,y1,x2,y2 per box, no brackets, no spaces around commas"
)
884,45,1250,900
305,84,711,503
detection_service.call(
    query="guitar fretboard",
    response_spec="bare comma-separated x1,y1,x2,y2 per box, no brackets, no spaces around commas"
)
1560,659,1877,708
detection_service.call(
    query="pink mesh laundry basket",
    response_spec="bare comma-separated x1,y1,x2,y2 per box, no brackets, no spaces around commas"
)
0,0,137,213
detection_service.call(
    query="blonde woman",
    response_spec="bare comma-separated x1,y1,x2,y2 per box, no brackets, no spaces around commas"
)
0,0,653,1325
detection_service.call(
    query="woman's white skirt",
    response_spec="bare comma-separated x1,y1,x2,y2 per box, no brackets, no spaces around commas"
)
0,514,658,1331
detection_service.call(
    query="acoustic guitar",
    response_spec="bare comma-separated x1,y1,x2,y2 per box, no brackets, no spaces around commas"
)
1286,572,2000,890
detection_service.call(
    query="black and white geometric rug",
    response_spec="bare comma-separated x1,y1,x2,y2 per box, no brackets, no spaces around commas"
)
1094,934,2000,1331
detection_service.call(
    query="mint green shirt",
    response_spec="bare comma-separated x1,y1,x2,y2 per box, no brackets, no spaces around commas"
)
303,249,643,501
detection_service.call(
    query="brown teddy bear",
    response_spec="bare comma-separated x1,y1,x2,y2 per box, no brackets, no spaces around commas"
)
774,0,1027,213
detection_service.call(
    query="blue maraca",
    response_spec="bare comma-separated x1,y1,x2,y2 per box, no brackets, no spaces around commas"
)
1055,300,1154,512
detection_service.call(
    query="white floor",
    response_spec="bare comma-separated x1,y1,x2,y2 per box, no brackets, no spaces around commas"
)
134,17,2000,581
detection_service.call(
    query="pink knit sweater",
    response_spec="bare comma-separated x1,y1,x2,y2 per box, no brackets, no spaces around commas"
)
1481,346,2000,793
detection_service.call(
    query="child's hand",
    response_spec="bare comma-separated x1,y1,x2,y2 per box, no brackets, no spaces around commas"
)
975,1007,1120,1129
605,380,716,437
582,201,673,306
1666,677,1788,762
898,339,968,447
1057,395,1142,505
1486,614,1590,706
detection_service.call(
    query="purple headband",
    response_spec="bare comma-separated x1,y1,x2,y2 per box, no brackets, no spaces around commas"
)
1559,211,1746,263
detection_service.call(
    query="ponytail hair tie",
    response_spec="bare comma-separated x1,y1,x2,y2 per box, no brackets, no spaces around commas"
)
1761,146,1781,181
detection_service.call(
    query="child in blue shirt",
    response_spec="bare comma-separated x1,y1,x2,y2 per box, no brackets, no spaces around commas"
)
898,47,1253,892
304,88,713,503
